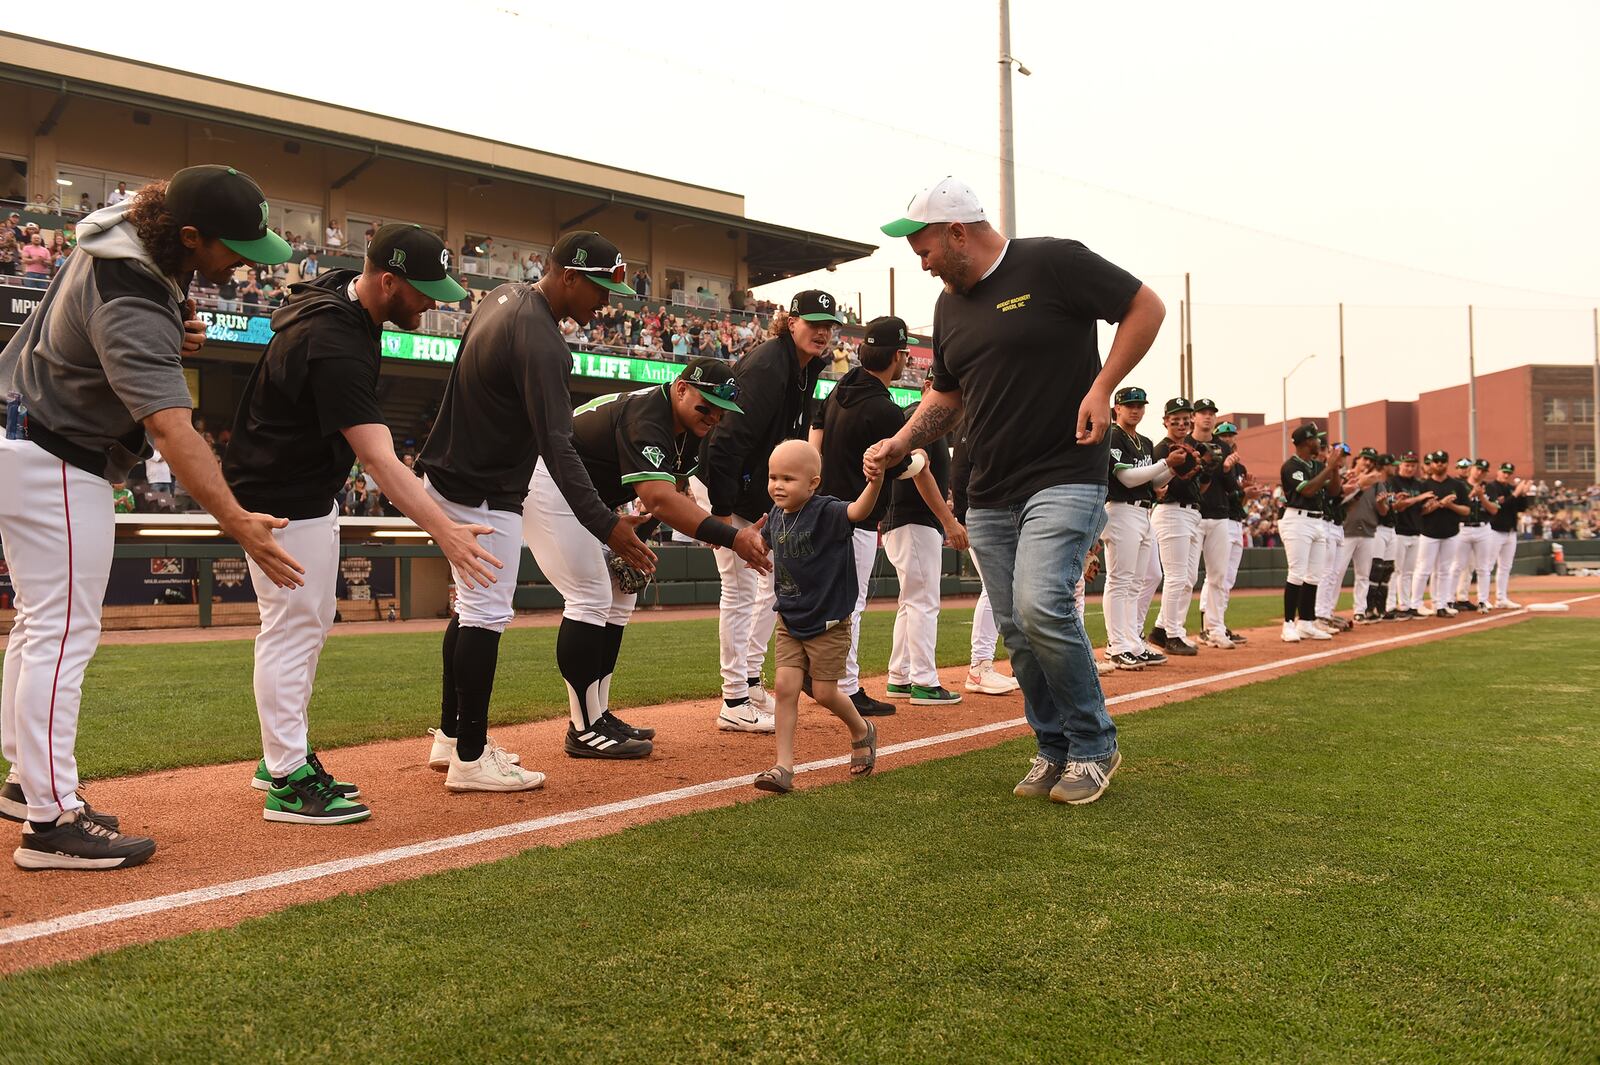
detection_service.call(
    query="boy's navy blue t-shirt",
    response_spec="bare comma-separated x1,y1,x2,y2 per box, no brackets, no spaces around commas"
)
763,493,857,639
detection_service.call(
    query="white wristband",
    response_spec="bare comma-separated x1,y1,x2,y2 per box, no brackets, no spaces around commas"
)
898,451,927,480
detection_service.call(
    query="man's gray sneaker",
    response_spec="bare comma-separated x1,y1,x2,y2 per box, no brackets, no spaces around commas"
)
1049,749,1123,805
1013,755,1065,799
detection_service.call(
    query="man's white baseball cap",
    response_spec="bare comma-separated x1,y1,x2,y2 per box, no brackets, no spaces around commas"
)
881,177,987,238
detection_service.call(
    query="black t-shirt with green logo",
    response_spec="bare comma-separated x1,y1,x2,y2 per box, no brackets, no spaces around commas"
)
569,384,696,509
929,237,1142,509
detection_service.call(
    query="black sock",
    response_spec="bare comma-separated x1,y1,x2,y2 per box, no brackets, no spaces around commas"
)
1284,582,1299,622
557,618,609,731
29,818,56,833
724,696,750,709
1299,583,1319,622
747,675,761,689
452,625,502,762
438,616,461,737
603,623,626,683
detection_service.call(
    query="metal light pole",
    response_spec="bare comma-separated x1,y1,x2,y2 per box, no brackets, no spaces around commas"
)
1282,353,1317,461
1337,302,1347,442
1467,304,1478,458
997,0,1030,239
1592,307,1599,486
1184,272,1194,397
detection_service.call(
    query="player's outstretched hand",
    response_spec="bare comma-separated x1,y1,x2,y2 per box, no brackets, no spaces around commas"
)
228,511,305,588
944,521,969,552
1075,385,1112,445
182,300,206,356
440,521,504,589
608,512,658,574
863,437,907,481
733,514,772,574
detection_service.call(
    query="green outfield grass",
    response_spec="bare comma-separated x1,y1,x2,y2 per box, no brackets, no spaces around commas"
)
2,594,1320,781
3,618,1594,1063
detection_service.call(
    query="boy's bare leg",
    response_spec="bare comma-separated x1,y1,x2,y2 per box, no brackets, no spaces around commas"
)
772,665,804,770
811,679,869,744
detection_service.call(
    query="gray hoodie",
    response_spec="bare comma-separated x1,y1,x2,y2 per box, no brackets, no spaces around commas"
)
0,203,193,481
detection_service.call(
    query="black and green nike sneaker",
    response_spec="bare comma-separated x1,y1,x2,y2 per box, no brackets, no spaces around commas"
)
263,764,371,826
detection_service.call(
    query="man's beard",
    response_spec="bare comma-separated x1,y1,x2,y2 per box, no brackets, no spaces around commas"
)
940,245,974,296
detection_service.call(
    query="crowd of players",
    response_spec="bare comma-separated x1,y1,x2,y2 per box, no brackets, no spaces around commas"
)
0,166,1538,874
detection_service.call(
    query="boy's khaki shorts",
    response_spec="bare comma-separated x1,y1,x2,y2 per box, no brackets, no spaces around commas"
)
773,615,853,681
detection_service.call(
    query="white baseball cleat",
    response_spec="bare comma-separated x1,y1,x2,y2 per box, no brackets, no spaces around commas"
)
1296,620,1333,640
445,742,544,792
1498,599,1522,609
746,685,775,713
428,728,519,771
717,706,777,733
1281,621,1302,643
964,660,1021,694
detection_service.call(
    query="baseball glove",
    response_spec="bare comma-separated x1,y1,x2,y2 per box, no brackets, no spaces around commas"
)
606,550,653,594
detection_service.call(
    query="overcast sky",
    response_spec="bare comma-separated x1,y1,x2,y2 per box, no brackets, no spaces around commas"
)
11,0,1597,424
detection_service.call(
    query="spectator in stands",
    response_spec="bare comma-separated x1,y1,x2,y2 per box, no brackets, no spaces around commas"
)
299,248,319,279
633,267,650,298
19,231,51,288
106,181,131,207
49,233,69,274
0,225,17,276
216,272,240,312
6,212,23,244
325,220,345,249
75,193,92,215
457,287,475,314
525,251,543,282
111,481,136,514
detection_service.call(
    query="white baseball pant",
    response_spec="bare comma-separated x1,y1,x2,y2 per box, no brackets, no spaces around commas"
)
1195,516,1233,637
523,460,637,629
1492,529,1518,605
1135,526,1163,639
969,551,1000,666
839,527,881,697
1101,501,1154,656
1412,535,1460,611
1279,507,1327,586
1373,525,1397,611
423,477,523,633
1393,533,1421,611
1455,524,1492,603
0,438,114,822
1316,524,1348,619
884,524,943,687
247,506,339,779
1341,534,1377,616
1151,503,1201,640
1218,519,1245,620
690,481,776,700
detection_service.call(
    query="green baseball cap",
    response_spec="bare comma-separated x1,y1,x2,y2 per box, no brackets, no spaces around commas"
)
679,356,744,413
788,289,844,324
367,224,469,303
881,177,987,238
551,230,636,296
166,165,292,265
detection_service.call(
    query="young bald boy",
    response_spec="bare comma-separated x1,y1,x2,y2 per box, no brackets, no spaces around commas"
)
752,439,914,793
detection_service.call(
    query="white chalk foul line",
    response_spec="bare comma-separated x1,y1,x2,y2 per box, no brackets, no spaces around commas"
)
3,593,1595,950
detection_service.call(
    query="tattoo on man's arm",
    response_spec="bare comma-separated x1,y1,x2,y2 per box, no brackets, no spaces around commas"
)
908,403,958,448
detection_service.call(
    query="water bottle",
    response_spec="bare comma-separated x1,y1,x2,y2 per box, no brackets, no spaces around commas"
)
5,392,25,440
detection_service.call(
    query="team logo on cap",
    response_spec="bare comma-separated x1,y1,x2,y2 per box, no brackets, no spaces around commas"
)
641,446,666,469
690,366,704,381
440,248,451,270
259,201,269,228
819,294,831,309
572,248,589,267
389,248,407,272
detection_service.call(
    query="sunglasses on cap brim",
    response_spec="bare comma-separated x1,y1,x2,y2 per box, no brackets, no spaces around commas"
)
691,377,741,402
568,262,628,284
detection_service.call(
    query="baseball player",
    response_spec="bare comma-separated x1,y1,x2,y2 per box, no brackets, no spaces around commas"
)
1313,441,1356,632
1369,453,1400,620
1188,398,1243,648
1149,397,1204,655
525,356,769,759
1485,462,1531,607
1279,422,1342,642
1205,421,1251,643
416,230,654,792
1324,448,1388,625
880,378,970,705
1102,387,1178,670
950,433,1022,692
0,165,302,869
1388,451,1430,618
222,225,500,823
1465,454,1497,604
696,290,833,732
1412,451,1469,616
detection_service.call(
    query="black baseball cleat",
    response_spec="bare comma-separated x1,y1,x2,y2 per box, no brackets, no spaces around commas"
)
850,690,896,717
1382,610,1399,621
1146,627,1169,649
2,775,119,830
1164,639,1198,656
1138,649,1168,667
605,712,656,741
565,714,653,760
14,809,156,871
1226,629,1248,645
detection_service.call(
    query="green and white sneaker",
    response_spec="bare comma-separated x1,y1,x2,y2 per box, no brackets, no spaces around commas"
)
263,764,371,825
885,682,914,700
250,751,359,798
909,684,963,706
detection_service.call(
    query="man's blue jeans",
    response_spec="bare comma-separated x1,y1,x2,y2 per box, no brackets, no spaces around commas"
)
967,483,1116,764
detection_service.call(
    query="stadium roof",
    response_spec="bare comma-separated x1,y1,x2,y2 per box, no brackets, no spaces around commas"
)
0,33,877,286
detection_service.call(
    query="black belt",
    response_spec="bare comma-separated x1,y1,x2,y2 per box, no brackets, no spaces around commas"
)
1158,501,1198,510
1463,522,1484,527
1109,499,1153,509
1285,505,1319,513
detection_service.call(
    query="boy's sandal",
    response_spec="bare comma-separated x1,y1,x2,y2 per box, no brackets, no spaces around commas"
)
849,721,877,776
753,766,794,794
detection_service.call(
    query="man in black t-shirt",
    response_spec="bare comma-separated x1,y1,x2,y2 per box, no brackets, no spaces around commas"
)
1486,462,1531,607
524,357,768,759
1387,451,1433,618
223,225,504,821
868,177,1165,805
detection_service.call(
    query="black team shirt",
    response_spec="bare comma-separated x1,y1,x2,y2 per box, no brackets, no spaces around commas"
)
1106,423,1157,505
224,271,384,519
1391,474,1426,536
569,385,697,508
1486,482,1525,534
882,401,951,533
1280,455,1324,510
1421,475,1468,539
815,367,913,530
929,238,1142,508
1156,435,1202,506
